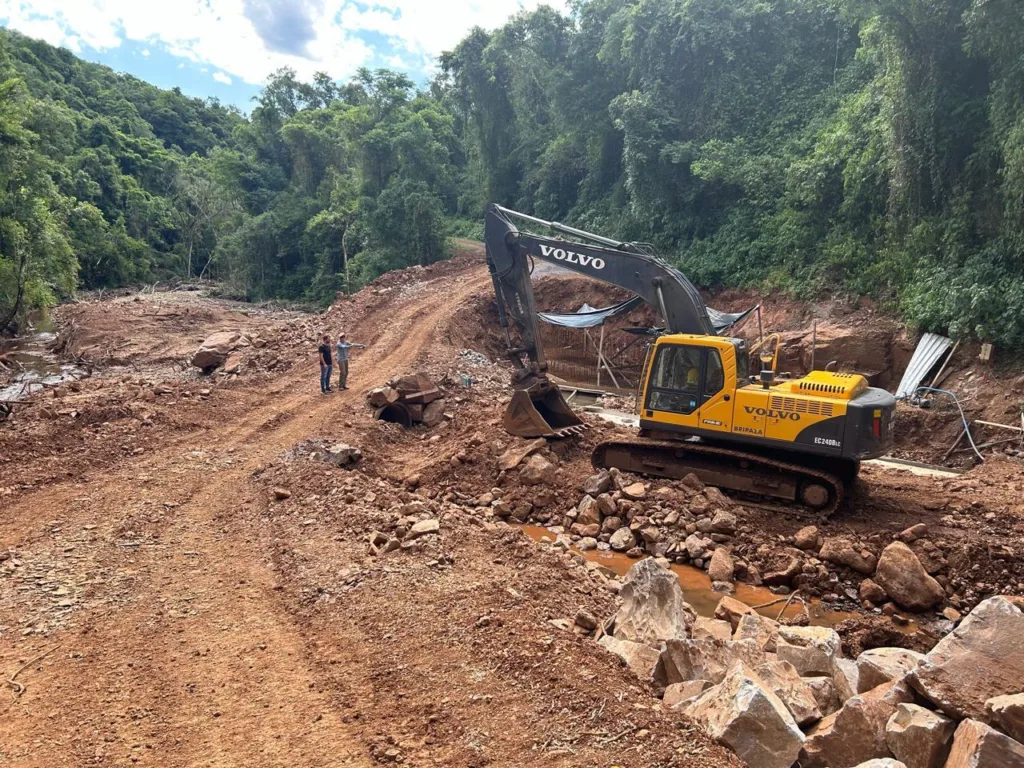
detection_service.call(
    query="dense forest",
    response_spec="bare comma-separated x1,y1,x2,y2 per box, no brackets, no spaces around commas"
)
1,0,1024,346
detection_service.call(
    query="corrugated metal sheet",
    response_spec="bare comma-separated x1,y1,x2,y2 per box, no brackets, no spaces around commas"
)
895,332,953,399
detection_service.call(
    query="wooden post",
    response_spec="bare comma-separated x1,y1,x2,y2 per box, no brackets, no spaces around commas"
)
757,305,764,345
597,326,604,387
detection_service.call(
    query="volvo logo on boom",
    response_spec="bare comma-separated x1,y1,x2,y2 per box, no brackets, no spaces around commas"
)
744,406,801,421
538,244,605,270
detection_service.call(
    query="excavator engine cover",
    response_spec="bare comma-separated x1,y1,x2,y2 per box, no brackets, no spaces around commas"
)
503,383,586,438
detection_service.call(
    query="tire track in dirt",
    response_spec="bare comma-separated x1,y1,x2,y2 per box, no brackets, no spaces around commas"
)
0,267,492,767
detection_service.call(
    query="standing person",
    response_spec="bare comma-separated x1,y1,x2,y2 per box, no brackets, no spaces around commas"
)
335,332,365,390
318,334,333,393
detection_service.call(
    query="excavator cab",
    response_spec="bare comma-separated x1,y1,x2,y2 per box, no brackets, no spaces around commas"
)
503,378,586,438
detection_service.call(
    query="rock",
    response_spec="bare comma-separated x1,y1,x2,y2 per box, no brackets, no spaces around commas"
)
885,703,955,768
776,626,841,677
987,693,1024,743
861,578,888,605
714,596,756,630
795,525,823,551
520,455,556,486
692,617,733,642
684,663,805,768
658,637,766,686
898,523,929,544
496,438,547,471
192,331,241,370
806,675,840,717
609,527,636,552
596,494,617,517
681,473,704,491
764,555,802,587
834,657,862,703
421,400,446,427
574,609,598,632
684,533,707,560
405,519,440,540
613,558,695,646
221,351,243,374
942,607,962,623
576,495,602,526
601,515,622,533
756,660,823,726
909,596,1024,721
711,510,738,534
578,537,598,551
858,648,925,692
272,487,291,500
664,679,712,709
707,548,735,583
943,718,1024,768
733,613,779,652
640,526,662,546
324,442,362,466
853,761,908,768
874,542,945,611
801,683,912,768
598,636,660,681
367,386,400,407
821,537,878,575
621,482,646,501
582,470,612,496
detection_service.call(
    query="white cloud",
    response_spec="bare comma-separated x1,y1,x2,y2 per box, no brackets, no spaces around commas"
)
212,71,232,85
140,47,149,56
0,0,570,86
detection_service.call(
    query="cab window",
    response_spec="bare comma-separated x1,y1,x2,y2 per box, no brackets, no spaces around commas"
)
646,345,703,415
704,349,725,399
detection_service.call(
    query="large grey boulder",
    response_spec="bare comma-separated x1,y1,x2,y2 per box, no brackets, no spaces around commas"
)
909,596,1024,721
800,681,914,768
657,637,766,686
609,526,636,552
986,693,1024,743
684,663,805,768
598,636,661,681
857,647,926,692
776,625,842,677
943,718,1024,767
885,703,955,768
874,542,945,611
733,612,780,651
192,330,241,370
613,558,694,646
663,679,711,709
755,660,823,726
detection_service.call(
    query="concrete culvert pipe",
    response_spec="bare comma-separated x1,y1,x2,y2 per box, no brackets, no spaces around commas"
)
375,401,414,428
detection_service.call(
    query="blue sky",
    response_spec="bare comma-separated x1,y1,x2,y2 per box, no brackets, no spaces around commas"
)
0,0,567,111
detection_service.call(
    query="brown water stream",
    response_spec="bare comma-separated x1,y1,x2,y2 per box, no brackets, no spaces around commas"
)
522,525,864,628
0,311,83,401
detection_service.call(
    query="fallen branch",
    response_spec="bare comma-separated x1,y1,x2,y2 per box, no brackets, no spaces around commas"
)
775,590,803,621
6,645,61,698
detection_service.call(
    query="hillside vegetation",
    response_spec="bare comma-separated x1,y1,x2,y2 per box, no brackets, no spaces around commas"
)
1,0,1023,345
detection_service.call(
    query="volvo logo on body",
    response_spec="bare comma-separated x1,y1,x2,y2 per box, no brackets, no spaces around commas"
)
744,406,801,421
538,244,605,270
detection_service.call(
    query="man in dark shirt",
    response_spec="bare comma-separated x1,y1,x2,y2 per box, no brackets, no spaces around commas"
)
318,334,333,393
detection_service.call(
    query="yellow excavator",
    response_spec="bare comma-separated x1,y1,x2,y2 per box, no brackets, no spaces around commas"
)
485,204,896,515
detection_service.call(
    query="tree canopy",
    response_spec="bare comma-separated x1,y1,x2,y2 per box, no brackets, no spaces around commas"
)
2,2,1024,345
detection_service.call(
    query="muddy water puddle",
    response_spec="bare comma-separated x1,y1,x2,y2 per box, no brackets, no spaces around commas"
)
522,525,863,628
0,312,83,401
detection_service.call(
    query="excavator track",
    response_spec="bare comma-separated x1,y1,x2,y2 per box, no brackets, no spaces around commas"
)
592,438,846,518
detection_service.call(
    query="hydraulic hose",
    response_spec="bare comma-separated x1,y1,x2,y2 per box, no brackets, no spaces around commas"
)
915,386,984,462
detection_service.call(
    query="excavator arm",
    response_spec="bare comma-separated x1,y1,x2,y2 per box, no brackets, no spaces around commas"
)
484,203,715,437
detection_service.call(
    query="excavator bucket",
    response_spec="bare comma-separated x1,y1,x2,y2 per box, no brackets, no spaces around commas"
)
503,384,587,438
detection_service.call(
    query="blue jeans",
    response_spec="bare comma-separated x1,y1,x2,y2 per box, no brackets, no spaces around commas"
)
320,364,332,392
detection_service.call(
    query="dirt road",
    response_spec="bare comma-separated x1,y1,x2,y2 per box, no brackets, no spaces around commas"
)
0,263,737,767
0,267,475,766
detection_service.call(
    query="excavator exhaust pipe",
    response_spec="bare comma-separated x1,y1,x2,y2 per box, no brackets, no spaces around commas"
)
503,382,587,439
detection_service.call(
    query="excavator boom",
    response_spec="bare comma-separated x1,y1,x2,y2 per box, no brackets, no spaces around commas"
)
485,203,717,437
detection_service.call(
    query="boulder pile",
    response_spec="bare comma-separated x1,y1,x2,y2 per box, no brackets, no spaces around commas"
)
597,557,1024,768
368,372,449,428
